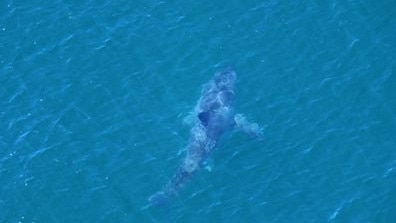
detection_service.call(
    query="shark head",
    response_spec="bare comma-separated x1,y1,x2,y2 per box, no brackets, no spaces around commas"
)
213,69,236,91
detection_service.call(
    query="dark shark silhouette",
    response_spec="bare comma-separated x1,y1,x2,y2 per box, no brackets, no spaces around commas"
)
148,69,263,206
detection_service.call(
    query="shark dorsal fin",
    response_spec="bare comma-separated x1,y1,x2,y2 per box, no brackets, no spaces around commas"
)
198,112,211,127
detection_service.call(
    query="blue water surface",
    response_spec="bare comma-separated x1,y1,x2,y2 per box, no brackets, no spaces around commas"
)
1,0,395,222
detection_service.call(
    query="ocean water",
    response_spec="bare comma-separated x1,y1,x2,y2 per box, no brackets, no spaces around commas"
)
1,0,395,222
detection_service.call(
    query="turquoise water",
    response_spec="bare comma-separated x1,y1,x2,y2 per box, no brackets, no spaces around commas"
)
1,0,395,222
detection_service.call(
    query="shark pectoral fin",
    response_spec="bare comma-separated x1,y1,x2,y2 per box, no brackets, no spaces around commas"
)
148,191,169,207
234,113,264,140
202,158,214,172
182,112,196,126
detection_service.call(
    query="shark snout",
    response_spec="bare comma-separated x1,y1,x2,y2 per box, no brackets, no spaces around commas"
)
214,69,236,90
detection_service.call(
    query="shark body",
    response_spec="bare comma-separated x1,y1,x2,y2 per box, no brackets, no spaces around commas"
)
148,69,262,205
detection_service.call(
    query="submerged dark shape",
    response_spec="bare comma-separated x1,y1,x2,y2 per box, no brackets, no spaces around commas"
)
148,69,263,206
198,112,210,127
